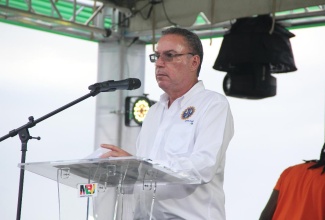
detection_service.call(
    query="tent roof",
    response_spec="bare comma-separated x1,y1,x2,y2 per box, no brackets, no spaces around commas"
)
1,0,325,42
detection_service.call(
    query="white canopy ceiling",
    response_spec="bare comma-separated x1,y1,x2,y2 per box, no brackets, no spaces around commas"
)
125,0,325,32
1,0,325,42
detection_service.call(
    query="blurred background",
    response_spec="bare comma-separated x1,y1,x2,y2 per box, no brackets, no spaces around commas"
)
0,20,324,219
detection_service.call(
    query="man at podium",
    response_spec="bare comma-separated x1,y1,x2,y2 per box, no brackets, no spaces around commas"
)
100,27,234,220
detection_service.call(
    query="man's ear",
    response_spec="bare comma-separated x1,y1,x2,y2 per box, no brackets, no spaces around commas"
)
190,55,200,72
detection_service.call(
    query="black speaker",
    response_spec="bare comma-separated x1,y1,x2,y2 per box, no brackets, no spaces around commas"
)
213,14,297,99
223,64,276,99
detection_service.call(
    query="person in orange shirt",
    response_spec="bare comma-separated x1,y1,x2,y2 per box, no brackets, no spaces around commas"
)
260,142,325,220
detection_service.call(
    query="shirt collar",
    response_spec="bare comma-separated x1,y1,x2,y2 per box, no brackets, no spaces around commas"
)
159,81,205,108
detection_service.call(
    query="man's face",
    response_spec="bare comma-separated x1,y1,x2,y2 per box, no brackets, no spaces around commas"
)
154,34,198,95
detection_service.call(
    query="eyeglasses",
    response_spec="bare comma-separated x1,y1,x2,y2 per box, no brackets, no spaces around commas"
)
149,52,194,63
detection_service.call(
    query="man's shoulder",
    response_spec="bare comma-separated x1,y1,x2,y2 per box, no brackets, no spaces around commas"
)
199,89,229,103
282,162,314,174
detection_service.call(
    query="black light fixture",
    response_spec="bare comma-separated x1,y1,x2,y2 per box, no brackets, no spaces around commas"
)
125,95,154,126
213,14,297,99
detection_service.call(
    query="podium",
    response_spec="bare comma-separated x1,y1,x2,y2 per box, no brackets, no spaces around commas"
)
18,157,201,219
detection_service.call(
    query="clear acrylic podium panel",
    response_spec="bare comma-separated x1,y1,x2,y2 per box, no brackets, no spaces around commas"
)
18,157,201,220
18,157,201,188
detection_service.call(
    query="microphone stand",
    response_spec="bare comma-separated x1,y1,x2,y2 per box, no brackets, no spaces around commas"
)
0,88,101,220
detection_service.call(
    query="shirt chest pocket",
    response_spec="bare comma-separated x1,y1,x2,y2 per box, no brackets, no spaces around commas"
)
165,122,195,155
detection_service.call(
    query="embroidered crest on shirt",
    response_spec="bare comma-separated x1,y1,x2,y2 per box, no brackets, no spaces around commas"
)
181,106,195,120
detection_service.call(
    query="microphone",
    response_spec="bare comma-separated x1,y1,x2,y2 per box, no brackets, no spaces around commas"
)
88,78,141,92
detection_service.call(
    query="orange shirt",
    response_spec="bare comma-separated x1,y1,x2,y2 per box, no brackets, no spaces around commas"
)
272,162,325,220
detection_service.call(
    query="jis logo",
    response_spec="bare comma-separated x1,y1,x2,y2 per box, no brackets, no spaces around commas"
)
181,106,195,120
